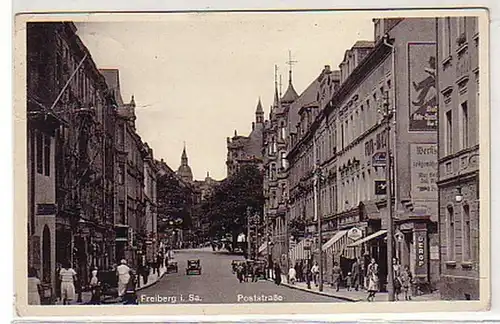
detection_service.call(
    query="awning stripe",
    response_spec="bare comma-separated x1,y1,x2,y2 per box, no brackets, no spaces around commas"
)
322,230,348,251
348,229,387,247
258,242,267,254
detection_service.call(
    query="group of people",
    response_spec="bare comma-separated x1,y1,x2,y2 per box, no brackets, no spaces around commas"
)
234,260,266,283
365,257,414,302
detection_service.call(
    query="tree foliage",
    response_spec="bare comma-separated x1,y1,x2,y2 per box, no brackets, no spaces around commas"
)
203,164,264,242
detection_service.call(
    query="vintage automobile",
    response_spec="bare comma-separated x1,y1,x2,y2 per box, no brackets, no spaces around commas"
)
186,259,202,275
167,260,178,273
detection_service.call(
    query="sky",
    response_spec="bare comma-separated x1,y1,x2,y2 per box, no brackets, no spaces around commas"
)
75,12,374,181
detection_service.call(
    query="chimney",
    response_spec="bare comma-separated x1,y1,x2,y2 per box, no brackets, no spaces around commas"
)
324,65,331,73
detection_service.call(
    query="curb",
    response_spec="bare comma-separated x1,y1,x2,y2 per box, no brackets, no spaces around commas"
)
136,270,168,292
267,278,359,302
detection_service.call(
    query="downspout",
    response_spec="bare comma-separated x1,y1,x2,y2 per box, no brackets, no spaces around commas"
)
383,35,398,213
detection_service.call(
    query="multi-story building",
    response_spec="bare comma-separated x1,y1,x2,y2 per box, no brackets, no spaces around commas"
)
102,68,147,268
287,65,341,274
226,100,265,177
436,17,480,300
262,66,299,266
143,142,158,262
26,23,119,291
287,18,440,292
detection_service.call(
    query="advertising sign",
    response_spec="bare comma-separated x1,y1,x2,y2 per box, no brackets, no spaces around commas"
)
347,227,362,241
415,230,428,277
408,42,437,131
410,143,438,199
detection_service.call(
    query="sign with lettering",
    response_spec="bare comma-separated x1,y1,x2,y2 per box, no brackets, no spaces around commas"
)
372,152,386,167
347,227,362,241
374,180,387,195
36,203,57,216
415,230,428,277
408,42,438,131
410,144,438,200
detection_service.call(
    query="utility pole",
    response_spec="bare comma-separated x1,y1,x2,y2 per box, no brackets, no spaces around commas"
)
285,201,290,283
313,137,324,292
382,90,395,301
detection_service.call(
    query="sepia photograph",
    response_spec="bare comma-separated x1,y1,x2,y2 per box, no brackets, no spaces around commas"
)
14,9,490,317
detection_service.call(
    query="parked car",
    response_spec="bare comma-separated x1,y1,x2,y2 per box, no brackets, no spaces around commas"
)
167,260,178,273
186,259,202,275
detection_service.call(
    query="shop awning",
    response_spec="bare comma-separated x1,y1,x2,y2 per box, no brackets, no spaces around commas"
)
289,238,308,263
348,229,387,247
258,242,267,254
322,230,348,251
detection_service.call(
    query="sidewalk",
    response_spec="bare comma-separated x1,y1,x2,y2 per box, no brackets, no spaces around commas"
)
273,274,441,302
56,266,167,305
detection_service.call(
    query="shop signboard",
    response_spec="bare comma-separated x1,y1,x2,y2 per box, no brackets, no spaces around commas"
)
415,230,428,277
347,227,362,241
410,143,438,200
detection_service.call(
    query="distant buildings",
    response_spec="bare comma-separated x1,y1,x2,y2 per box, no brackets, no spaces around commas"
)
436,16,480,300
226,100,265,177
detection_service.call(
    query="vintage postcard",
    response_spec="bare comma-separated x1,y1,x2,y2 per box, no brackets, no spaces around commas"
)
13,8,490,317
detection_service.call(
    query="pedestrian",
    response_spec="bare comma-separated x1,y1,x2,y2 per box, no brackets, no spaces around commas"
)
116,259,131,299
59,261,77,305
236,263,244,283
305,260,312,289
89,268,101,305
123,270,138,305
345,272,353,291
273,262,282,285
294,262,300,282
311,261,320,287
351,258,360,291
400,265,413,301
155,253,162,275
288,265,296,285
139,262,148,286
27,267,42,305
331,262,342,292
366,258,379,302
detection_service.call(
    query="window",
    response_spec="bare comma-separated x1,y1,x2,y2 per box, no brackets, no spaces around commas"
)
340,123,344,149
280,124,286,140
36,132,43,174
44,135,50,176
280,152,287,169
345,120,349,145
272,138,277,153
443,17,452,58
463,204,471,261
460,101,469,149
446,110,453,154
119,202,125,224
457,17,467,40
448,206,455,260
118,164,125,184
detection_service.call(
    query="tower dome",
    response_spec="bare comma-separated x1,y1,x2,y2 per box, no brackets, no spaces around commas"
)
176,144,193,183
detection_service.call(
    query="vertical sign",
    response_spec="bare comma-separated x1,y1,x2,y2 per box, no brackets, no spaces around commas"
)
408,42,437,131
414,230,428,277
410,143,438,199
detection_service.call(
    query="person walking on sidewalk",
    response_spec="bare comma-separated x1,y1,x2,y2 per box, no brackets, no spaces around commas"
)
366,258,379,302
392,258,402,301
311,262,320,287
59,262,77,305
273,262,282,285
400,265,413,301
139,262,149,286
155,253,162,274
288,265,296,285
27,267,42,305
89,268,101,305
351,258,360,291
331,262,342,292
345,272,353,292
116,259,131,299
123,270,138,305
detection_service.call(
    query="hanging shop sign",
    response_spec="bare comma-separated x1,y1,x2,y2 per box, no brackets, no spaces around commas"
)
347,227,363,241
372,152,387,167
415,230,428,277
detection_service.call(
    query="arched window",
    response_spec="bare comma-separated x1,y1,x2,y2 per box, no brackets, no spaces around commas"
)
447,206,455,260
463,204,471,261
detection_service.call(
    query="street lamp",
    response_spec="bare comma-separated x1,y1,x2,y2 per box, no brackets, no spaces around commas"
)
313,157,325,292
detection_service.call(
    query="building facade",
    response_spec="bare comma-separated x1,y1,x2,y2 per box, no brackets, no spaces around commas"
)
143,143,158,262
26,22,120,295
436,17,480,300
285,18,440,291
226,100,265,177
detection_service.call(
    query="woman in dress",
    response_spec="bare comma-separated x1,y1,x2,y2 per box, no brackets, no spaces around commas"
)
27,267,42,305
59,261,77,305
400,265,413,301
366,258,379,302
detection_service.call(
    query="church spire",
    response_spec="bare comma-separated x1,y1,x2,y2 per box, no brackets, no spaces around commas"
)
255,97,264,124
181,142,188,165
273,65,280,108
281,50,299,104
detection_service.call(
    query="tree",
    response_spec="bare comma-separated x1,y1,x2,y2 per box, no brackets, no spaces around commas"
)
204,164,264,247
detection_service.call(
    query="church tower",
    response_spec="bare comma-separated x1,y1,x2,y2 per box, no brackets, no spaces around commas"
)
176,143,193,183
255,97,264,124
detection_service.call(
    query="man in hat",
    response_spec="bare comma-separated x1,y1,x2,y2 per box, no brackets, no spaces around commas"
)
116,259,131,299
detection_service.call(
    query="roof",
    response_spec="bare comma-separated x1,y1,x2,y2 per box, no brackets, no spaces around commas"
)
255,98,264,113
100,69,124,106
281,82,299,104
287,73,322,135
352,40,375,48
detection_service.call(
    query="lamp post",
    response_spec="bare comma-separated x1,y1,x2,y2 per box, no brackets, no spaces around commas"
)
379,89,395,301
